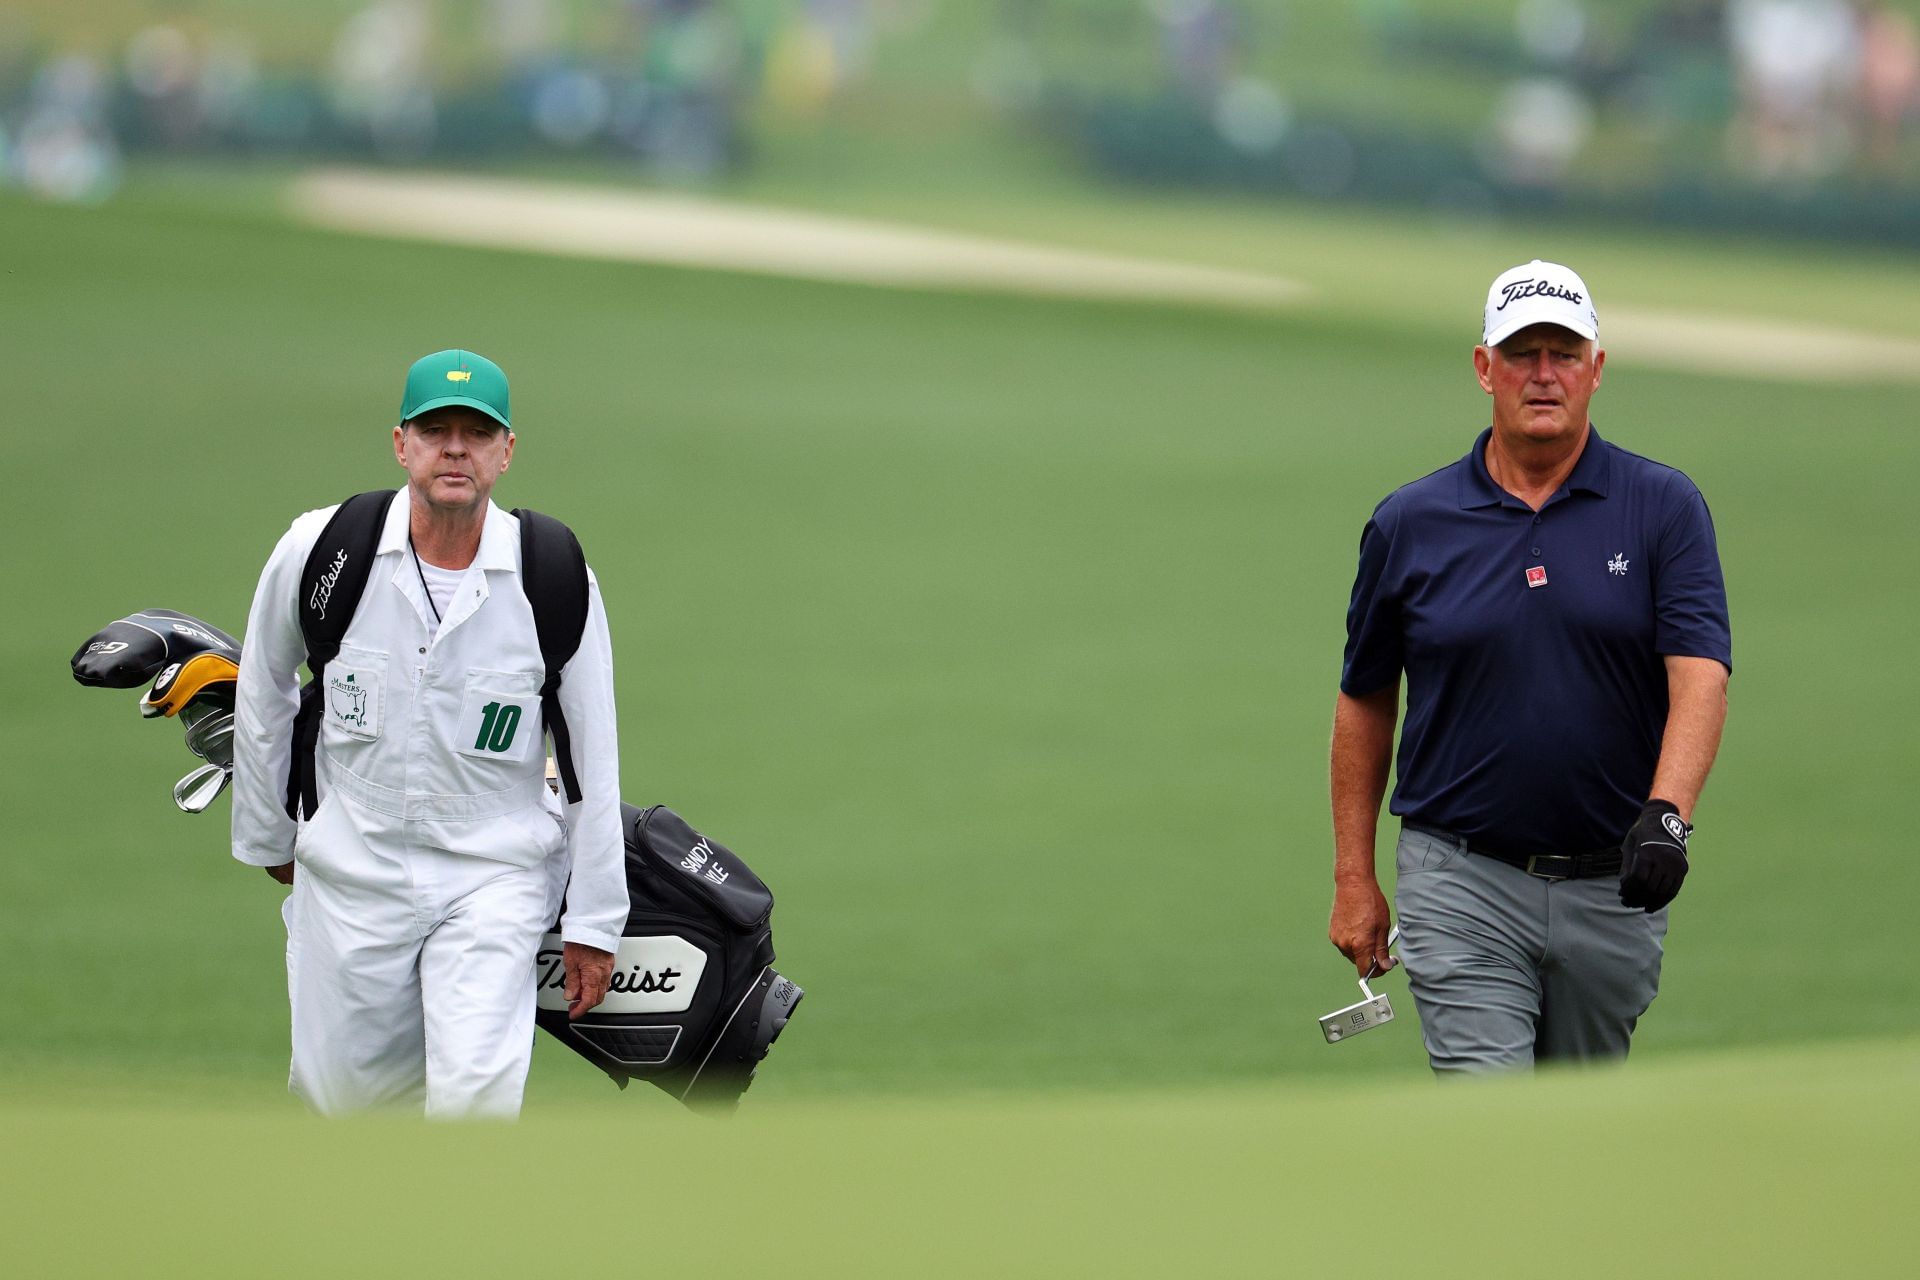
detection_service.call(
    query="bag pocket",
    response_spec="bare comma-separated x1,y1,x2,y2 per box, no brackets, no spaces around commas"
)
631,805,774,932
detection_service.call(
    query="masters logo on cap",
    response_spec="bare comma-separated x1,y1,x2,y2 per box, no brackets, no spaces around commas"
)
1482,260,1599,348
400,349,511,429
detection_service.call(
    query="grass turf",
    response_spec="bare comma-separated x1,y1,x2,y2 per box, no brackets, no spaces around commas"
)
2,173,1915,1111
3,1038,1916,1277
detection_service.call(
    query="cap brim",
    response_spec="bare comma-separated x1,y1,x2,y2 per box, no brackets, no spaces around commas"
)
401,396,511,429
1483,314,1598,348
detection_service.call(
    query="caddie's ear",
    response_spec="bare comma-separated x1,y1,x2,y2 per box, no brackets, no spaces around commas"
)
393,423,407,465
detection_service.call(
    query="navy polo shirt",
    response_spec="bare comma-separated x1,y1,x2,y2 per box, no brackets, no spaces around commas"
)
1341,426,1731,858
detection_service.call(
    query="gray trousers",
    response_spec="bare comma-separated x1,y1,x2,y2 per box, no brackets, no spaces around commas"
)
1393,825,1668,1073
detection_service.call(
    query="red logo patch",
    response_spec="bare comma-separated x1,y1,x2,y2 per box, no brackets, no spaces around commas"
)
1525,565,1548,589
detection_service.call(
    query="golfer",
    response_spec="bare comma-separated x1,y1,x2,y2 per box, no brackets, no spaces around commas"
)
1327,262,1731,1071
230,349,627,1116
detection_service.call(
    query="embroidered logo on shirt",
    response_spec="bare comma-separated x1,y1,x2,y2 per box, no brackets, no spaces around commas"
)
1525,565,1548,589
1608,552,1630,576
328,672,369,727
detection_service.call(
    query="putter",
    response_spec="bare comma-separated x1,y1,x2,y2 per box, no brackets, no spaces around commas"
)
1320,926,1400,1044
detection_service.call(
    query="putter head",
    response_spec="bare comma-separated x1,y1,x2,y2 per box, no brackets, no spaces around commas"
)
1320,926,1401,1044
173,763,231,814
1319,979,1395,1043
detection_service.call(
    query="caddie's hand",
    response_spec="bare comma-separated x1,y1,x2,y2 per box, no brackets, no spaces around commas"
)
1620,799,1690,912
1329,880,1396,979
563,942,616,1020
264,862,295,886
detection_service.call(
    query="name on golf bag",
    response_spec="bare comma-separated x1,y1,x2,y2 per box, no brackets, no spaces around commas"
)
534,933,707,1015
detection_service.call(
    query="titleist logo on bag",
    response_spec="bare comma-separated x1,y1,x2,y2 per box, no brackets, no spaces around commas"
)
534,934,708,1015
308,550,349,619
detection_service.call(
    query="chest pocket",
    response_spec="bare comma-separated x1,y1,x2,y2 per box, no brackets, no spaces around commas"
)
455,668,542,764
323,645,387,741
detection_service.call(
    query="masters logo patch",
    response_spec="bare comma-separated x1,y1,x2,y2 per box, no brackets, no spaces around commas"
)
326,668,381,738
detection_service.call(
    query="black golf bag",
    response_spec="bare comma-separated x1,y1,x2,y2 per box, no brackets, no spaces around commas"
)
536,804,803,1112
71,608,803,1113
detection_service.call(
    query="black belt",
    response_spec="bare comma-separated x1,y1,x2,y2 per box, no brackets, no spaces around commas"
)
1405,823,1622,882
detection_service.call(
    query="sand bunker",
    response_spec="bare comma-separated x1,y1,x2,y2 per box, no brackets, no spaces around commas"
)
289,168,1920,383
1603,306,1920,383
288,167,1308,311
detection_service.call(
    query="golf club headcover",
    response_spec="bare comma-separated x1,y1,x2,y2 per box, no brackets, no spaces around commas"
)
534,804,803,1114
71,609,240,689
73,609,244,789
142,653,241,719
1620,799,1690,912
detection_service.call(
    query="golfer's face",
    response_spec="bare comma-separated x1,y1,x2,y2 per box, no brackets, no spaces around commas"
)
395,408,514,511
1479,324,1604,445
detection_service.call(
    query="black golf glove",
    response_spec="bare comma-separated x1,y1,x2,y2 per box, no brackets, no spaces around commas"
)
1619,799,1690,911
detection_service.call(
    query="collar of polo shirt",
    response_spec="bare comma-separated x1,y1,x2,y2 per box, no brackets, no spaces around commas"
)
1458,424,1613,510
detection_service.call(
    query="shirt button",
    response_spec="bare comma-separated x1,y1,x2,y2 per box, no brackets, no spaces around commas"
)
1530,547,1542,556
1532,516,1541,525
418,647,426,655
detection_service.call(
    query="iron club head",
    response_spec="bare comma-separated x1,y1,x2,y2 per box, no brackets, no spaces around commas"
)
172,763,231,814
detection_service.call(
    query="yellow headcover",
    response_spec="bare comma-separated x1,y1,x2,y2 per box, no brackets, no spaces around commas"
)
140,652,240,719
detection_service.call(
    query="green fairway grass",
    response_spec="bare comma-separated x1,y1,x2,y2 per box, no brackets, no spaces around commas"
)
3,171,1915,1111
4,1039,1916,1277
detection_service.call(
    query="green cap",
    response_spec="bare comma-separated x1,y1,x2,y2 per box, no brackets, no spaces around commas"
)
399,349,511,430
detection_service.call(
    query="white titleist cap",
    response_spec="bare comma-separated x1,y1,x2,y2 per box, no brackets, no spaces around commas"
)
1482,259,1599,347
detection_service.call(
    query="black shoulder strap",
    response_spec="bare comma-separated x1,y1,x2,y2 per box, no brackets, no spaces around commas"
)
513,508,590,804
284,490,397,819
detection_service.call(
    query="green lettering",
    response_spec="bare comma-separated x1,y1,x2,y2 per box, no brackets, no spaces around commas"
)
489,704,521,752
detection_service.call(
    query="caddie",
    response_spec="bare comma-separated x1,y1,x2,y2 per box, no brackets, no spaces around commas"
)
230,349,627,1116
1327,261,1731,1072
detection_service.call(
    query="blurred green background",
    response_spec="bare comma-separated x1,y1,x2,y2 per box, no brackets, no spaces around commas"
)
3,1,1917,1274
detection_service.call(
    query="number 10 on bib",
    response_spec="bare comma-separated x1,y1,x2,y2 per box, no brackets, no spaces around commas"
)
474,701,522,752
457,687,534,762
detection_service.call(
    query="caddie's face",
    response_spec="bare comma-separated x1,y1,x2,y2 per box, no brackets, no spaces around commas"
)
1475,323,1604,445
393,406,514,512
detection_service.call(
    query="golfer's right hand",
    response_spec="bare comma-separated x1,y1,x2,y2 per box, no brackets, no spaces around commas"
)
264,861,295,886
1329,881,1395,978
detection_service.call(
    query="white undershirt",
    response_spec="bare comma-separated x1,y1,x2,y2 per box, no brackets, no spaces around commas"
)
417,560,464,641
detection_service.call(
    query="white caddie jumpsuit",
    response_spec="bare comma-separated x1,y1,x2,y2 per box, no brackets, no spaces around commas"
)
230,496,627,1117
